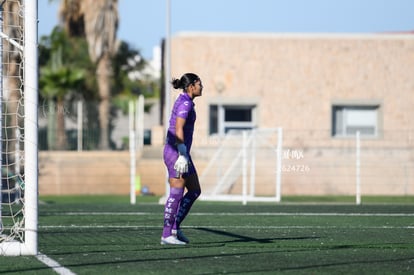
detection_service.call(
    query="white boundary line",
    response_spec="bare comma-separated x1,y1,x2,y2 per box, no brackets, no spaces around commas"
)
54,212,414,217
36,253,76,275
39,225,414,229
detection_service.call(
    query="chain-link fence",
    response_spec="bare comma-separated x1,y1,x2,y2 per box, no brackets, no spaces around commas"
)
38,99,154,151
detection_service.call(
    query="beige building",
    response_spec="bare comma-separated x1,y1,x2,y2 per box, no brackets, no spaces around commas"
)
168,32,414,196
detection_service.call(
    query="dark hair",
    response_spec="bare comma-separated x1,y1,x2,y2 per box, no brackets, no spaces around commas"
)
171,73,200,90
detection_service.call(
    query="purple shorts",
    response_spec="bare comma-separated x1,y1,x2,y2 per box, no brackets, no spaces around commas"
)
163,144,197,178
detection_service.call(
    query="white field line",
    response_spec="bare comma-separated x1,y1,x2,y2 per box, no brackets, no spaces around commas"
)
36,253,76,275
40,212,414,230
56,212,414,217
39,225,414,230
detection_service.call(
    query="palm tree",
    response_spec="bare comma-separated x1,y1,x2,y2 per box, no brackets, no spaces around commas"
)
60,0,119,149
39,28,86,150
82,0,119,149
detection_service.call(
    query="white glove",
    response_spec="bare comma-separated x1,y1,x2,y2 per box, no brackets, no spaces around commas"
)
174,155,188,175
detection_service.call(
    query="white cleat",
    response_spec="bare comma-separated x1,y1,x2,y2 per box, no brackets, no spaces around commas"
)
160,235,186,245
172,229,190,243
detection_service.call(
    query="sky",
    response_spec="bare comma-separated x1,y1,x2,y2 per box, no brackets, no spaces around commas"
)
38,0,414,59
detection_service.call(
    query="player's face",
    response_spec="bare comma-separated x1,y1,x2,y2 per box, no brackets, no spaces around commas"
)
191,80,203,98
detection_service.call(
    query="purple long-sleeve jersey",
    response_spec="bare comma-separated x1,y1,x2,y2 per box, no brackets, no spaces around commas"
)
164,92,197,178
166,93,196,151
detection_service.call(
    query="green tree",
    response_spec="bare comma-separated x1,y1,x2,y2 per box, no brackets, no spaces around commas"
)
48,0,160,149
111,41,145,112
39,27,88,149
111,41,161,117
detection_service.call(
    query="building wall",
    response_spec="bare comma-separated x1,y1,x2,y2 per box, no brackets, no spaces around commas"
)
38,148,413,197
39,151,131,195
170,33,414,145
38,150,203,197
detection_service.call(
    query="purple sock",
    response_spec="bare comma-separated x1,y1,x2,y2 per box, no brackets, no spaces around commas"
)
173,191,200,231
162,187,184,238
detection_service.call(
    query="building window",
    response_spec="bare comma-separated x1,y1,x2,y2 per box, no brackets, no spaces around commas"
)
209,104,256,135
332,105,379,137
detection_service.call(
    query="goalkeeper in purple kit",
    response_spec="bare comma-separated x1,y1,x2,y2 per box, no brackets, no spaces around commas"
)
161,73,203,245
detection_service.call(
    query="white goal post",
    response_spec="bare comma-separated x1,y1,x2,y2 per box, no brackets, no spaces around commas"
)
0,0,38,256
199,128,283,205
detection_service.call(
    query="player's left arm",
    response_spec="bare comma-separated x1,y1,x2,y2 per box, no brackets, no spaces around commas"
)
174,116,189,175
175,117,186,145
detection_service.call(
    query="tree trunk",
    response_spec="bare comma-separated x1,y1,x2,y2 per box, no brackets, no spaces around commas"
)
47,100,56,150
7,62,20,153
56,97,67,150
3,0,22,156
96,54,112,149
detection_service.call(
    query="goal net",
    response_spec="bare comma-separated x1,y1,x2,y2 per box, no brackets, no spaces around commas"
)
0,0,38,256
199,128,283,204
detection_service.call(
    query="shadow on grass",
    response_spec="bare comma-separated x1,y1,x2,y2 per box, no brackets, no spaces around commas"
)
195,227,319,244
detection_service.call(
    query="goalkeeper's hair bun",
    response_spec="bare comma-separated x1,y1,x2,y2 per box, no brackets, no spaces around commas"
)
171,78,184,89
171,73,200,90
